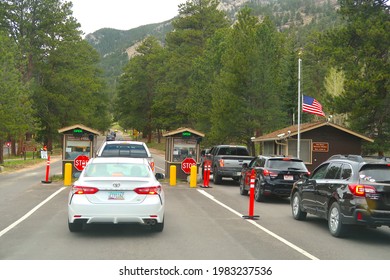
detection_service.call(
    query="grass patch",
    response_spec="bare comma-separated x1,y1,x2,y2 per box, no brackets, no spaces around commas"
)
50,174,66,182
2,157,46,172
146,141,165,151
1,149,62,173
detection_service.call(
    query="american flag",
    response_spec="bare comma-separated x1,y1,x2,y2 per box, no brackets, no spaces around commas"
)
302,95,325,117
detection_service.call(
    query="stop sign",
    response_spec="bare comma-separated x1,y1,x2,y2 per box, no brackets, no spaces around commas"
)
74,155,89,171
181,157,197,174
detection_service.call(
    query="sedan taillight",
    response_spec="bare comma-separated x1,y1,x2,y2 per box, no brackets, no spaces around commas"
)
72,186,99,195
348,184,376,197
134,186,161,195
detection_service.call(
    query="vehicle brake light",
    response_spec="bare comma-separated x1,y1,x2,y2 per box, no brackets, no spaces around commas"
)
263,169,278,177
348,184,376,197
150,161,155,172
72,186,99,195
219,159,225,167
134,186,161,195
300,172,310,178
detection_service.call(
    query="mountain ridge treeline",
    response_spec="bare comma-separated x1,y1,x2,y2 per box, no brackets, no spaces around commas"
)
86,0,342,95
104,0,389,155
0,0,388,164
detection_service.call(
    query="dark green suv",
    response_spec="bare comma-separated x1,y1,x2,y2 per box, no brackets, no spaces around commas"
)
291,155,390,237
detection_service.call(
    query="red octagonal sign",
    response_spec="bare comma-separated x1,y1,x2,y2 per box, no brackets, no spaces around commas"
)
74,155,89,171
181,157,197,174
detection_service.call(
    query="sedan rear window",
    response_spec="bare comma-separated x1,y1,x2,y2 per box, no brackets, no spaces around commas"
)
84,163,149,177
100,144,148,158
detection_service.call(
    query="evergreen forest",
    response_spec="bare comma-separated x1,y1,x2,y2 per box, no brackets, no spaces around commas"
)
0,0,389,164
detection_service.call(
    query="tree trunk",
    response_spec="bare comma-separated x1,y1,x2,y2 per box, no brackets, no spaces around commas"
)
0,140,4,164
157,129,161,144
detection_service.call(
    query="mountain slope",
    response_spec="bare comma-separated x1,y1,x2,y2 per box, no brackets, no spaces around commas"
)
85,0,339,90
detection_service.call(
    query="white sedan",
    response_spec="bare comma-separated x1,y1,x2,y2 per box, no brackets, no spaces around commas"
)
68,157,165,232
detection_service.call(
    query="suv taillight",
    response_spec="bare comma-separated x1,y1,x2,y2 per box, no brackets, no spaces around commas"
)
263,169,278,178
72,186,99,194
134,186,161,195
348,184,376,197
299,172,310,178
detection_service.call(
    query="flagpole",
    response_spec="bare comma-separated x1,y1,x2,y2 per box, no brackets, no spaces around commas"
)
297,58,301,159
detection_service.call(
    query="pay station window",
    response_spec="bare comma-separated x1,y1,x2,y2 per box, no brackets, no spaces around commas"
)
65,138,91,160
173,138,197,162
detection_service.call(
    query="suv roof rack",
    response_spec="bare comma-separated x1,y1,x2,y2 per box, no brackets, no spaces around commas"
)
328,154,390,162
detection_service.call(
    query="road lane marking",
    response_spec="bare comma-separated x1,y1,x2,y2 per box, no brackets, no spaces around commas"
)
0,187,66,238
198,189,320,260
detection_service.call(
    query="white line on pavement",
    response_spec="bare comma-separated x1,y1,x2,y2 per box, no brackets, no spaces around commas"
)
0,187,67,238
197,189,320,260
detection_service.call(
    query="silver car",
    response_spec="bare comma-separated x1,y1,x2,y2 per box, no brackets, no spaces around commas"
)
68,157,165,232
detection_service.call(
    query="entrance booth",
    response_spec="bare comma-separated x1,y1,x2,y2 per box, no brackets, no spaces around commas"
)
163,127,205,180
58,124,100,178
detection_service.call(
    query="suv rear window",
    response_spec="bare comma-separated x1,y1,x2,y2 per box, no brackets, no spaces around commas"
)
100,144,148,158
267,159,307,170
359,164,390,183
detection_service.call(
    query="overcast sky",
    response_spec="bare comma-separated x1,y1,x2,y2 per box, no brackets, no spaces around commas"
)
70,0,186,35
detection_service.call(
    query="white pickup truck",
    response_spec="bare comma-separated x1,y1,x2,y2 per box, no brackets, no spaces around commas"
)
203,145,254,184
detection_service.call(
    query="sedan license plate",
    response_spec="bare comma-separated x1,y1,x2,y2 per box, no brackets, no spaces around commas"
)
108,191,125,200
284,175,294,181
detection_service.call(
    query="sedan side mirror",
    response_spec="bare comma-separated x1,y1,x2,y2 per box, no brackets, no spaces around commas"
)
155,173,165,180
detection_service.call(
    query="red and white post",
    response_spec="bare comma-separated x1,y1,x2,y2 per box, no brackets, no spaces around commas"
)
41,154,52,184
200,160,211,188
243,169,259,220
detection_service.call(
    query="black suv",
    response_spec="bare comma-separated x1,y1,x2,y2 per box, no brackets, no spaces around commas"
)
291,155,390,237
240,155,309,201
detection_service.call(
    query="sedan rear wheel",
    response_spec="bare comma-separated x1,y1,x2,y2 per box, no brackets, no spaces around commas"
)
328,202,348,237
68,220,83,232
151,218,164,232
291,192,307,220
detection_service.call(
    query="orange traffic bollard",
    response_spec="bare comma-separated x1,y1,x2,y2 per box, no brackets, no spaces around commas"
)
242,169,259,220
41,155,52,184
200,160,211,188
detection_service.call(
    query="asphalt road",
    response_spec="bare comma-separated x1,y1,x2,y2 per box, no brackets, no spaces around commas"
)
0,150,389,261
